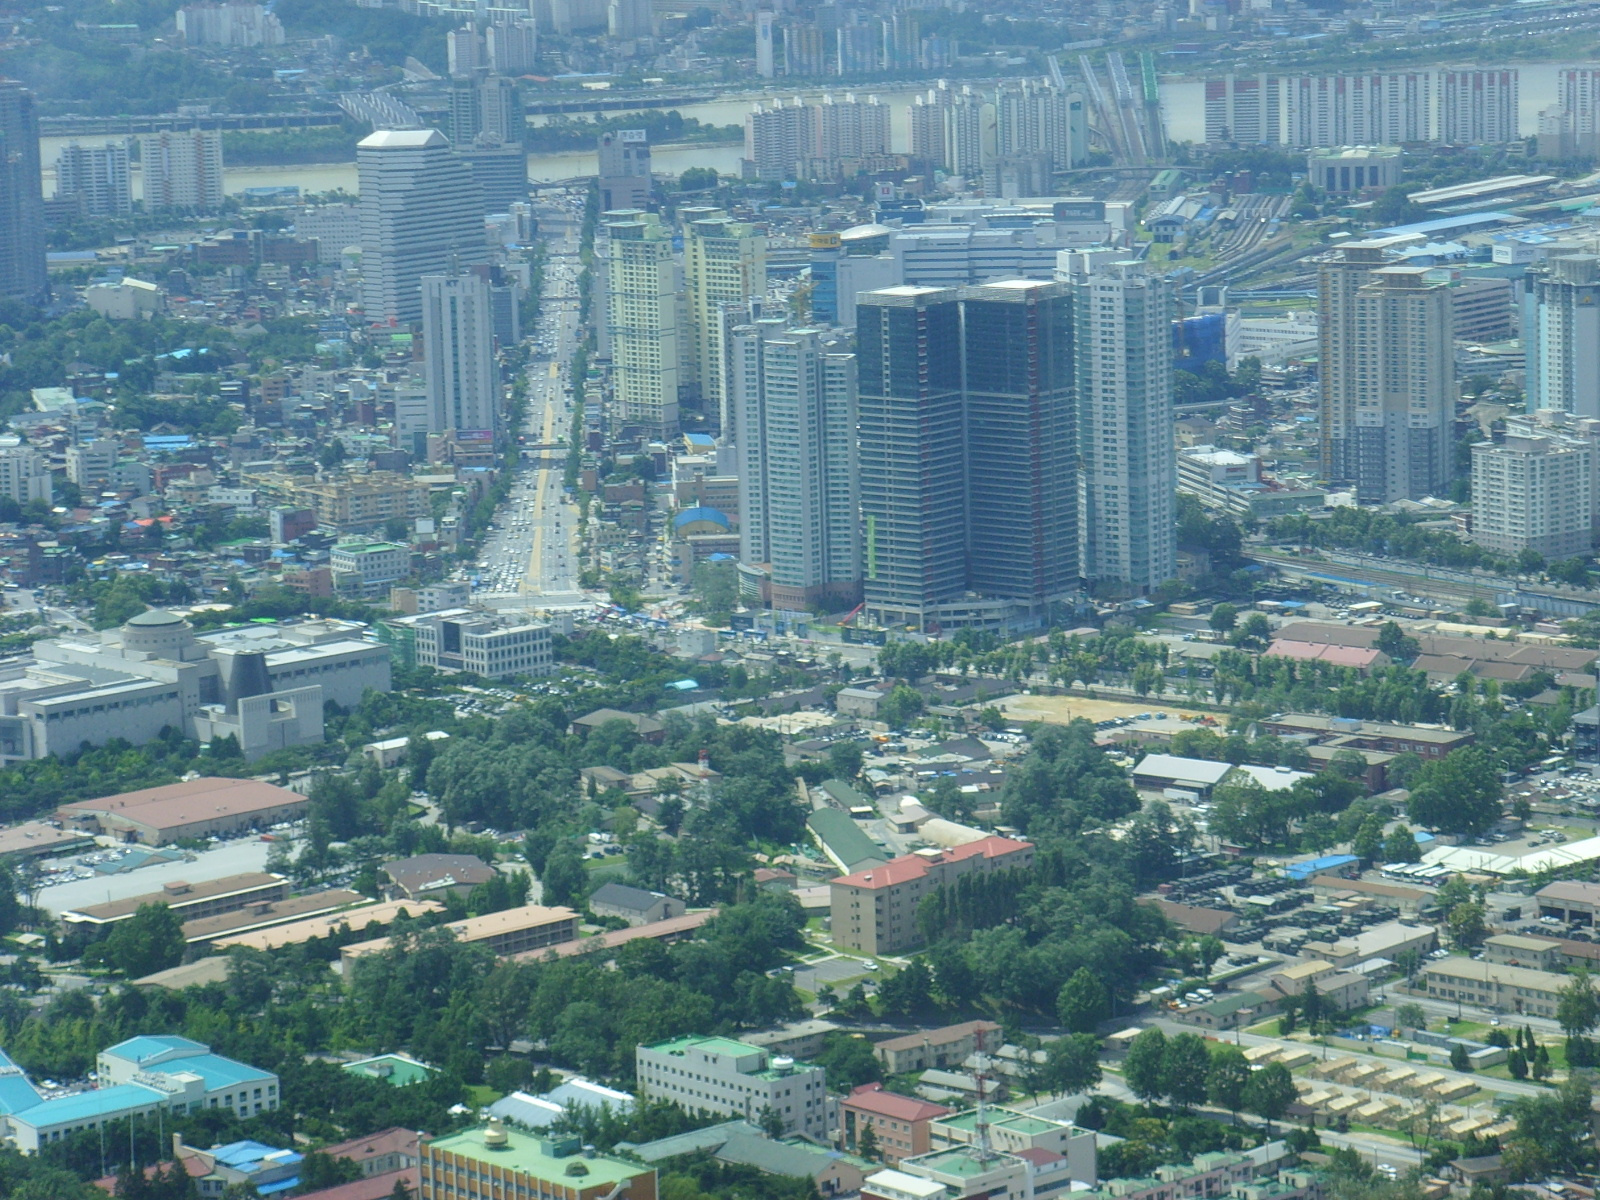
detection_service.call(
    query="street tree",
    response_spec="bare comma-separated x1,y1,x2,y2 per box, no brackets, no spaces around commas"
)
1057,967,1110,1033
1122,1028,1168,1105
1207,1046,1250,1121
1243,1062,1297,1130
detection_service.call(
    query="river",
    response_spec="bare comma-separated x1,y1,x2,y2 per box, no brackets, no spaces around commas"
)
37,86,930,198
35,65,1583,198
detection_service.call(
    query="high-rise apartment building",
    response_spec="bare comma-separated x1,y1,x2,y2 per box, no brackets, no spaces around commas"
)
814,93,892,161
608,0,651,38
484,19,537,73
55,141,132,218
1321,244,1454,503
909,84,954,166
744,98,816,180
605,212,681,435
1285,72,1431,148
139,129,224,211
682,208,766,431
1439,69,1519,144
1070,262,1177,593
1526,254,1600,419
446,24,483,75
358,129,487,325
1204,74,1282,145
448,74,520,145
943,89,991,178
1471,430,1594,560
733,320,861,612
176,2,283,46
422,274,500,436
783,22,825,76
597,129,651,211
857,286,966,629
835,21,879,75
962,281,1078,600
994,80,1088,172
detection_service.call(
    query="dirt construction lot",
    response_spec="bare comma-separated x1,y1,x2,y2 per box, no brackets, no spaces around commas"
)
1002,695,1209,726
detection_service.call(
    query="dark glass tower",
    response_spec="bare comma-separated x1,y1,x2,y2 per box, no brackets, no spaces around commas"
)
961,280,1076,600
857,286,964,630
0,80,46,305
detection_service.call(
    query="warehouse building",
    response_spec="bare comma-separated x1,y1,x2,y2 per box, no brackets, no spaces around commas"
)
57,779,308,846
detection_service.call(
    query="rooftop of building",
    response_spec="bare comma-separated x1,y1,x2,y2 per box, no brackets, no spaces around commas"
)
831,837,1031,891
63,872,286,923
873,1020,1000,1054
58,777,305,828
844,1083,952,1122
9,1083,167,1127
425,1125,649,1188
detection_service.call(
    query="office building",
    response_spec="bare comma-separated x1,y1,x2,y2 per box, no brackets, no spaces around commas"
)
755,9,775,77
65,437,118,489
139,129,224,211
1204,73,1282,145
1305,145,1402,195
597,129,651,211
831,837,1034,955
1471,430,1594,560
1070,262,1177,593
456,139,528,213
962,280,1077,601
744,98,815,180
1527,254,1600,419
0,1038,277,1154
358,129,487,324
294,202,364,262
0,613,389,764
857,286,966,629
485,18,538,72
330,538,411,598
637,1036,828,1140
54,141,132,218
342,905,579,966
422,272,501,436
0,444,51,505
605,212,682,434
1321,242,1454,503
0,81,46,304
401,609,555,678
61,872,290,929
683,209,766,427
421,1124,657,1200
1440,69,1519,144
843,1087,952,1165
734,321,861,612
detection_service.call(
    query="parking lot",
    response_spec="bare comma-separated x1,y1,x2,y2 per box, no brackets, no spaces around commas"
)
34,837,276,916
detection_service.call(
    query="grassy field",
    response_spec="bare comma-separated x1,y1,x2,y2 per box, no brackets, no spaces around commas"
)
1002,695,1209,726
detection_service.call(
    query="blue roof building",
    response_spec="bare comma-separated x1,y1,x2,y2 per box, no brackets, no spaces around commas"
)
0,1050,43,1116
1282,853,1359,882
0,1037,279,1154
